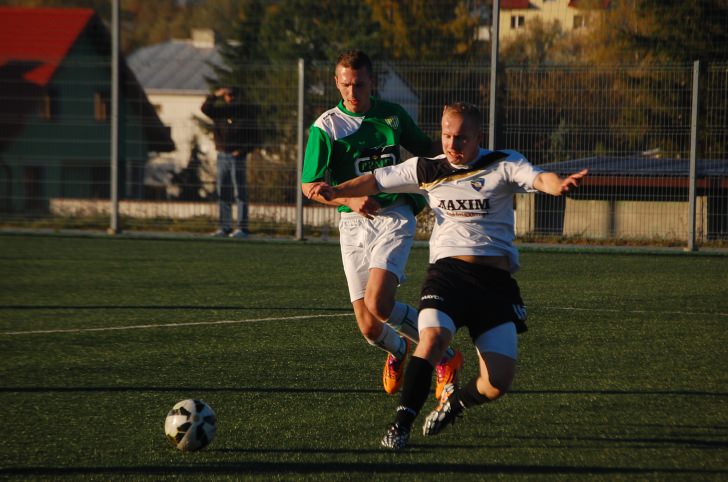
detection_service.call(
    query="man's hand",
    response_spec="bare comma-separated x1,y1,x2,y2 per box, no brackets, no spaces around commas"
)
304,182,380,219
534,169,589,196
345,196,381,220
560,169,589,194
305,182,335,201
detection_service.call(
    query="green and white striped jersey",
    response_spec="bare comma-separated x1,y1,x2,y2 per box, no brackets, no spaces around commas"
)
302,97,432,213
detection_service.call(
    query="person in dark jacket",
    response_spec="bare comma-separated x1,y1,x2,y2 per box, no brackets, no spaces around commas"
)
201,87,258,238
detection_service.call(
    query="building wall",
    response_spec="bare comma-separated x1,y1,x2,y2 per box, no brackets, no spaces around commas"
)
563,198,708,241
515,193,709,242
146,91,215,168
500,0,601,43
0,27,159,210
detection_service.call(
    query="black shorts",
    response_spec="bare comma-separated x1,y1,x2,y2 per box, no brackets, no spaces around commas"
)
418,257,528,342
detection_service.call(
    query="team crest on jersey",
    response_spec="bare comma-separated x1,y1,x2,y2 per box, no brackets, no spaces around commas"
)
384,116,400,130
470,178,485,192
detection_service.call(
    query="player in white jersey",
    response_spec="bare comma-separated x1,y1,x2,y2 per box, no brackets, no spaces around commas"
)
301,50,464,399
306,102,588,450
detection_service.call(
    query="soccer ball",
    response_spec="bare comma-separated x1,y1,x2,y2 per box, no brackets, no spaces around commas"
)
164,399,217,451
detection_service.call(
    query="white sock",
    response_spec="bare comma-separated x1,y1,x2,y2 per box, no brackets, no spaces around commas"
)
386,302,419,342
387,302,456,361
368,323,406,358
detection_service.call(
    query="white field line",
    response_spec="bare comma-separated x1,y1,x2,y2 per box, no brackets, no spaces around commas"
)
0,313,350,336
2,306,727,336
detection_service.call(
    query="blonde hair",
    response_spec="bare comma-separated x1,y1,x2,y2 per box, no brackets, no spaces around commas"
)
443,102,482,128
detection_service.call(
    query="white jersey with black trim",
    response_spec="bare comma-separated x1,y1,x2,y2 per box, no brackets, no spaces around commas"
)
373,148,544,272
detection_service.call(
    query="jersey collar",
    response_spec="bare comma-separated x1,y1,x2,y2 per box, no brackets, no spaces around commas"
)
466,148,490,167
337,96,376,117
451,148,507,171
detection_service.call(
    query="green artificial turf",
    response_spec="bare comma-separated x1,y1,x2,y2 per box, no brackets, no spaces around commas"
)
1,234,726,480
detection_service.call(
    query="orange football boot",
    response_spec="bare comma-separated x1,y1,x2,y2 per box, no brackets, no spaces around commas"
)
382,337,412,394
435,350,464,400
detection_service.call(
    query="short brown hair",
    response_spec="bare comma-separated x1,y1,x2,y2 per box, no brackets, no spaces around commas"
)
336,50,374,77
443,102,482,128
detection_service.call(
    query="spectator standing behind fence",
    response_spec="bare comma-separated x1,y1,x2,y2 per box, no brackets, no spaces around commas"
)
201,86,258,238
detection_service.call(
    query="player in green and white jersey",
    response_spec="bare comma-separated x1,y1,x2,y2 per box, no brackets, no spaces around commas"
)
302,51,463,398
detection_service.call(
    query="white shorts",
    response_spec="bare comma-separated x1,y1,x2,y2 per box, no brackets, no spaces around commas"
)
339,202,416,302
475,322,518,360
418,309,518,360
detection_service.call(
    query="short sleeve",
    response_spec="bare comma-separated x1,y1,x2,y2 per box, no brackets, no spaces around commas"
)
500,150,544,192
374,157,422,194
302,126,332,183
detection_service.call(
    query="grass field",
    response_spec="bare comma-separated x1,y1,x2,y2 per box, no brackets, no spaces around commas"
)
1,233,727,480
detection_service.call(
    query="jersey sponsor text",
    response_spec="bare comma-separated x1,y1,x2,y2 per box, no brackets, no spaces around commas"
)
356,153,397,174
437,198,490,211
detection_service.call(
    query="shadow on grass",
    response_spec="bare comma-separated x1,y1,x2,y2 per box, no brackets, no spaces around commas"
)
0,386,383,394
512,389,728,397
1,387,726,397
505,434,728,449
0,305,350,311
1,463,725,477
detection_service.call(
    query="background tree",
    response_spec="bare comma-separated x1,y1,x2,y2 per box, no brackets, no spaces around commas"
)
586,0,728,64
121,0,190,53
500,17,568,65
581,0,728,159
259,0,382,63
495,1,728,162
182,0,246,42
364,0,485,61
210,0,266,87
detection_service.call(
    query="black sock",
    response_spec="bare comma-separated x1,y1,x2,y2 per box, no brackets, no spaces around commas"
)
394,356,434,429
459,377,491,408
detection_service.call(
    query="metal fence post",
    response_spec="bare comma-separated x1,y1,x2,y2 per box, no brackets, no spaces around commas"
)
488,0,500,150
108,0,120,235
295,58,305,240
687,60,700,251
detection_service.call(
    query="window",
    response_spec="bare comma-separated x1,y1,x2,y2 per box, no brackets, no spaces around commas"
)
476,25,491,42
510,15,525,30
40,88,56,120
94,91,109,122
573,15,586,29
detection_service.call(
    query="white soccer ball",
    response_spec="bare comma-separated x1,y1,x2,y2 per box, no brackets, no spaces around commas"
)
164,399,217,451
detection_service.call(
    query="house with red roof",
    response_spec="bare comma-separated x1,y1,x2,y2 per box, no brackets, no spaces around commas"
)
0,6,173,214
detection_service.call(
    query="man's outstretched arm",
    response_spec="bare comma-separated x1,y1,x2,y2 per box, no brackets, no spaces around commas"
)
533,169,588,196
304,175,382,219
303,176,382,219
305,174,380,201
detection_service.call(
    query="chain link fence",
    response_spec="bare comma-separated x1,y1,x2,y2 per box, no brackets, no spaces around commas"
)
1,6,726,247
